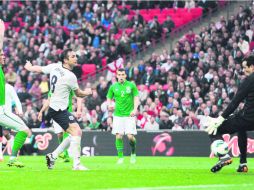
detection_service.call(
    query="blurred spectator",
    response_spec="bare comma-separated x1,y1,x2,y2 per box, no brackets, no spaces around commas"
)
141,66,155,86
119,15,131,29
24,104,36,122
92,29,101,49
103,116,113,131
28,113,41,128
39,75,49,95
17,85,32,103
29,80,42,101
5,67,17,86
97,80,109,101
172,123,184,131
162,16,175,34
130,67,142,85
173,110,185,127
183,117,198,130
238,37,249,55
197,0,217,14
131,11,144,27
149,16,162,38
89,117,102,130
158,111,173,130
139,85,149,105
144,115,159,130
196,109,210,130
26,75,33,90
85,90,102,111
170,0,185,9
185,0,196,10
81,114,90,129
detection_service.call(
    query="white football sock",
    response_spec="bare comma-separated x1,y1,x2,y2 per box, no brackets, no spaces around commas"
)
70,136,81,167
52,136,71,159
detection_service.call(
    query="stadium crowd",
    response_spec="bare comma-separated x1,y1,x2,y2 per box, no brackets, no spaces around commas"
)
1,0,251,132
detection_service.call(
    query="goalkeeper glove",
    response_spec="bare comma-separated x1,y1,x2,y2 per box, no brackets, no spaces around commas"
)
205,116,225,135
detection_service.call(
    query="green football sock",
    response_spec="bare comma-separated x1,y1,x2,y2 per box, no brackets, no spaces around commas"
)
63,132,69,157
129,138,136,155
11,131,28,157
115,138,124,158
58,134,63,144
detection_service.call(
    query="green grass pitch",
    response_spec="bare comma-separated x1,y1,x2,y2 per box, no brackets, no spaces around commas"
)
0,156,254,190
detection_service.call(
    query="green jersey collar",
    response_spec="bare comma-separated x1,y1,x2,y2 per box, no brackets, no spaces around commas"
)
118,80,127,85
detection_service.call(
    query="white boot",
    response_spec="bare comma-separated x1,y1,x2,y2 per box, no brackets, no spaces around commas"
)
73,164,89,171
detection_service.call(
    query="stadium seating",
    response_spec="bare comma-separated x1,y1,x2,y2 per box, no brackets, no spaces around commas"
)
82,64,97,79
249,41,254,51
139,8,203,28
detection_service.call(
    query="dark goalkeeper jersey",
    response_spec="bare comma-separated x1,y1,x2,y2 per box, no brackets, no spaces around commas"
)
222,73,254,122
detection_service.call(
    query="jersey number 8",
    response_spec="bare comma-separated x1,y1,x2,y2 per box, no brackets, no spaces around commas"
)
51,75,58,93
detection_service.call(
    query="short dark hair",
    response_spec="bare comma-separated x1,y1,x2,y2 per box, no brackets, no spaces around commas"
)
117,68,125,72
60,48,73,63
243,55,254,67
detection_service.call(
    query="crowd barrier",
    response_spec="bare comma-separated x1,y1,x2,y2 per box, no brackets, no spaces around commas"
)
4,130,254,157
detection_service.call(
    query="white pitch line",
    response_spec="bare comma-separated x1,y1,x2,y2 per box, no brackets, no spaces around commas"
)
106,184,253,190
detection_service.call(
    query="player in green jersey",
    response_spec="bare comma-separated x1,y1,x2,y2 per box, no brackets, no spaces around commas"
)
38,90,82,162
107,68,140,164
0,19,32,168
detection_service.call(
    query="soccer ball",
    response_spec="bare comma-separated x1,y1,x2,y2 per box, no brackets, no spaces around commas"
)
211,140,229,157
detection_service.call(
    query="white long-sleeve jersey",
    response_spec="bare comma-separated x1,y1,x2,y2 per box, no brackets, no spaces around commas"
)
41,63,78,111
4,83,23,114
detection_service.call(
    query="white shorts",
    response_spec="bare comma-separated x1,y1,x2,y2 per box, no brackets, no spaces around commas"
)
52,120,64,134
0,106,28,131
112,116,137,135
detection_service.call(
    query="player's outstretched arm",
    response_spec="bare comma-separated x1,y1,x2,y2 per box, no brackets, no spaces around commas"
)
0,19,5,50
24,60,43,73
74,88,92,98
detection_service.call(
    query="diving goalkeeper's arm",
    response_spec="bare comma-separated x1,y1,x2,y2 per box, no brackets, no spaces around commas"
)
206,74,251,135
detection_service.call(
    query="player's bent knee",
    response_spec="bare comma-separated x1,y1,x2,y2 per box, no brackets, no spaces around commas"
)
23,129,32,137
66,123,82,136
67,129,82,136
116,134,123,139
127,134,134,140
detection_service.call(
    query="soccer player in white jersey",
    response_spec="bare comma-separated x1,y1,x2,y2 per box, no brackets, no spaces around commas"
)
0,19,32,168
38,90,83,163
24,48,92,170
0,83,24,161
